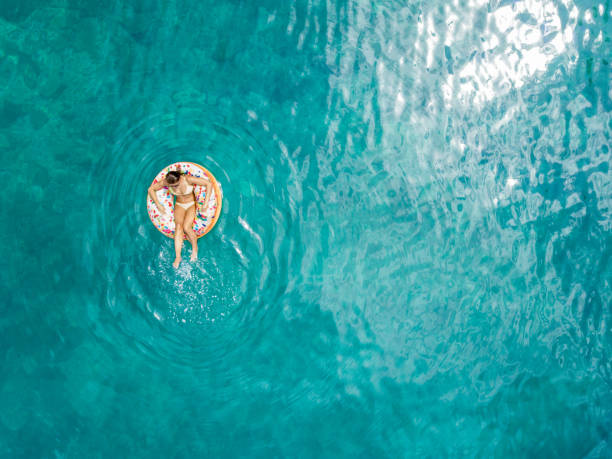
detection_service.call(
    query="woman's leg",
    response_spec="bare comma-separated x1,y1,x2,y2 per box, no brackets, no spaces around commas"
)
182,204,198,260
173,204,187,268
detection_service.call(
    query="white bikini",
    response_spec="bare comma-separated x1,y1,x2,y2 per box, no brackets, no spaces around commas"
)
169,178,195,210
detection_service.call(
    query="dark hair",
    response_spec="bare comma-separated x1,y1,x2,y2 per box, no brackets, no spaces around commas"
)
166,170,182,184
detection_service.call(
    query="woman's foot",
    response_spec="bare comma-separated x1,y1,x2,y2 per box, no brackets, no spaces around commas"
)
172,257,182,268
190,250,198,261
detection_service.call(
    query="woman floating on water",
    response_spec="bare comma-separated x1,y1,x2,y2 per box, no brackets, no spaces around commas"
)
148,170,212,268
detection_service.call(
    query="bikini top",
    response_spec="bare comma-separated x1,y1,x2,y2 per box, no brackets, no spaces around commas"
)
168,178,194,196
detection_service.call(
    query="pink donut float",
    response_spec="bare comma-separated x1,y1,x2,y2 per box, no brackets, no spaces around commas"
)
147,162,223,239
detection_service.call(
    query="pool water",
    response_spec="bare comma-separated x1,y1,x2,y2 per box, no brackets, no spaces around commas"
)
1,0,611,456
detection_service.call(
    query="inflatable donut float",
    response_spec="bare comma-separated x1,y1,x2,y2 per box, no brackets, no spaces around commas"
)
147,162,223,239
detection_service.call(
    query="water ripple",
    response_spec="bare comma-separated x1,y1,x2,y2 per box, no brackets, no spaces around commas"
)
312,0,612,402
10,0,608,453
83,102,300,368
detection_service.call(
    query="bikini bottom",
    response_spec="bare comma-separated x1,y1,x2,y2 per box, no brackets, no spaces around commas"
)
175,200,195,210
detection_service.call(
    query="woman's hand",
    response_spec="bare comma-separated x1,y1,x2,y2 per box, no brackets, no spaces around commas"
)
200,197,210,213
157,204,167,216
200,182,212,212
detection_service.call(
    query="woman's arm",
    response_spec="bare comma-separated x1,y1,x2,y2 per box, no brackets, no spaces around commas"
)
186,175,210,187
148,179,168,212
187,175,213,210
201,181,212,210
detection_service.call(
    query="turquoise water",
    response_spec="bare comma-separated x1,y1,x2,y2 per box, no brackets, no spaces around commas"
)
1,0,611,456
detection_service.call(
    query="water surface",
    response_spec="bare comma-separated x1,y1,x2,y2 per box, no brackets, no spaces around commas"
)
1,0,611,456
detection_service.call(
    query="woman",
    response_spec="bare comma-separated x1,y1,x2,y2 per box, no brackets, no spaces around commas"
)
148,170,212,268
